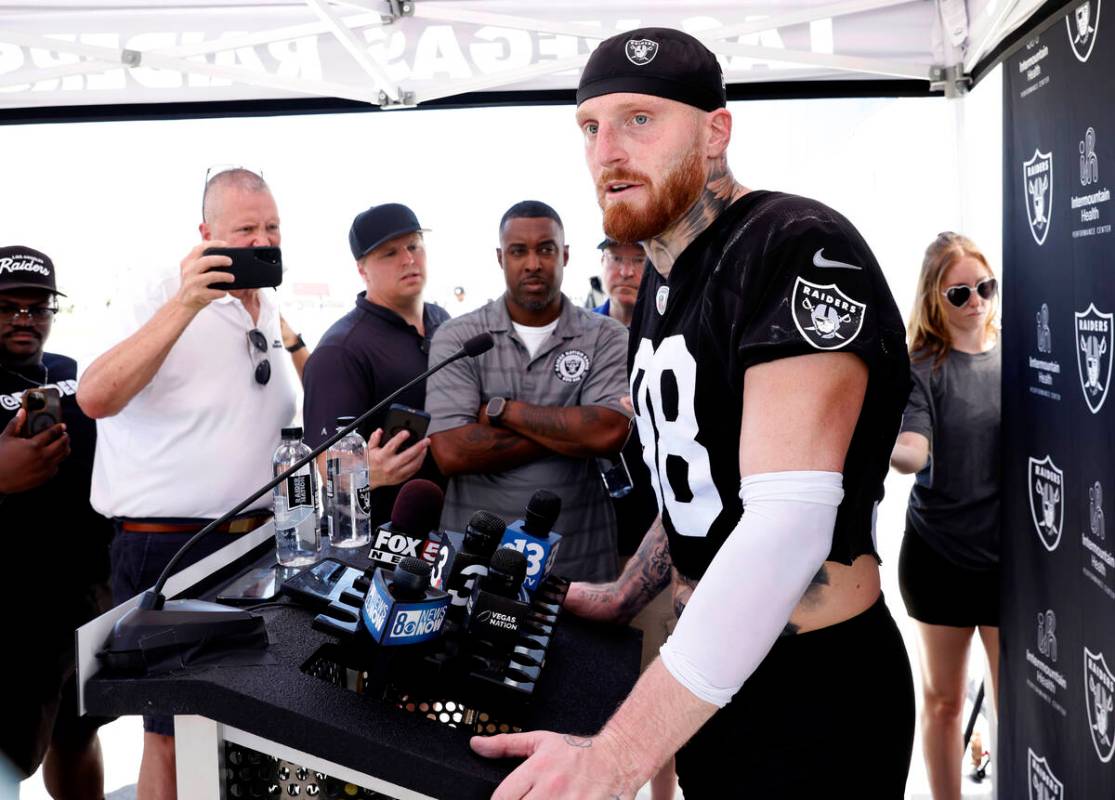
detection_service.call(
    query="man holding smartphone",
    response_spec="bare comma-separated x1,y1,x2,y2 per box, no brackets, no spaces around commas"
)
77,168,302,799
0,245,113,798
302,203,450,526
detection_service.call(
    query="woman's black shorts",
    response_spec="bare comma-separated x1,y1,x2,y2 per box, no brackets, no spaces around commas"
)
898,531,999,628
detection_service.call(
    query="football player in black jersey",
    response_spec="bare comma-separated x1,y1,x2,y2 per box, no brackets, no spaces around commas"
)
472,28,915,798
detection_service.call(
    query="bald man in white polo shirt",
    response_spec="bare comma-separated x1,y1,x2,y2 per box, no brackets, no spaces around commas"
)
78,168,303,800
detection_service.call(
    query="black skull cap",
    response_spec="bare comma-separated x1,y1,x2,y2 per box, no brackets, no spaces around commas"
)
576,27,726,112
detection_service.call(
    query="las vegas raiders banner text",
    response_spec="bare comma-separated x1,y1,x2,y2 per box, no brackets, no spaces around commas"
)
1001,2,1114,797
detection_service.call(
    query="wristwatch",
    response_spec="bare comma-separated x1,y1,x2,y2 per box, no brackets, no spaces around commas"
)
285,333,307,354
486,396,507,426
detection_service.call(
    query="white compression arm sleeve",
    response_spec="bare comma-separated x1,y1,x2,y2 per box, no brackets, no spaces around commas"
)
658,471,844,708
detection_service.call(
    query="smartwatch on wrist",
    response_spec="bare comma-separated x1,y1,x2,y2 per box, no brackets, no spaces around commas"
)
486,396,507,426
285,334,306,354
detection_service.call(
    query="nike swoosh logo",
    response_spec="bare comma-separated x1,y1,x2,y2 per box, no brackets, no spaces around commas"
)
812,249,862,270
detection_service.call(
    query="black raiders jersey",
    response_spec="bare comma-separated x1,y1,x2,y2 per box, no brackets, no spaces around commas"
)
629,191,911,580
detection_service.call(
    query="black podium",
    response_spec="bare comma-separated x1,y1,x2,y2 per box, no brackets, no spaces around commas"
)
76,525,641,798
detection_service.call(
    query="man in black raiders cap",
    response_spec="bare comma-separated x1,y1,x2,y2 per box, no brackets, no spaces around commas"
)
0,246,114,797
301,203,450,525
472,28,915,798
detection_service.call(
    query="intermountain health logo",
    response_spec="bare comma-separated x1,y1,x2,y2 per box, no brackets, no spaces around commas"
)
1030,455,1064,551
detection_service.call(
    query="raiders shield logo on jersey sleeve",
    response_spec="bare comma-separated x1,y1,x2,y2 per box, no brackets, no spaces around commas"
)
791,277,867,350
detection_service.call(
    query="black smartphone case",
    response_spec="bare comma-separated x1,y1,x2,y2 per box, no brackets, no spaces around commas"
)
204,246,283,290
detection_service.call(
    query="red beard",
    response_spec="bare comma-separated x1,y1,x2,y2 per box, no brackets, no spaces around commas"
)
600,147,705,244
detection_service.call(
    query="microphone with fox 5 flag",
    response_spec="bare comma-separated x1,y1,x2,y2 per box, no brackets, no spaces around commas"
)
465,547,530,652
498,490,563,595
361,557,450,646
431,510,506,622
369,479,444,569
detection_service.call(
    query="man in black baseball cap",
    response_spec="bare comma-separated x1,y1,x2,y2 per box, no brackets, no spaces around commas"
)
0,245,114,797
473,27,915,799
302,203,449,524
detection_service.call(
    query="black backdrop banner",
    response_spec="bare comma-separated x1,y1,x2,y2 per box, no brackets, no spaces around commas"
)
1001,1,1114,797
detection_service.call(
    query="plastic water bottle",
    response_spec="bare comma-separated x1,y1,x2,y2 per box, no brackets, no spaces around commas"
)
326,416,372,548
272,427,321,567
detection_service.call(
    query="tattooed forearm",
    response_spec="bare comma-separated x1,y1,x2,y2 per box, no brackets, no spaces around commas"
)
504,401,628,457
564,519,672,623
612,519,673,623
644,155,748,278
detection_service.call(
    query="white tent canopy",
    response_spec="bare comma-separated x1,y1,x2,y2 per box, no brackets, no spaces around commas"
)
0,0,1047,113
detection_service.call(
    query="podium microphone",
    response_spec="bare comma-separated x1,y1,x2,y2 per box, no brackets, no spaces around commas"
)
368,479,445,568
101,333,495,671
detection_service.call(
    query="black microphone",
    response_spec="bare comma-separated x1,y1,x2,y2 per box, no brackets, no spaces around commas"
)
465,547,531,652
432,510,506,622
102,332,495,670
498,489,564,595
368,479,445,568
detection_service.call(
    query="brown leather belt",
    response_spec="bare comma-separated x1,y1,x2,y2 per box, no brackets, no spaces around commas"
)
119,511,272,535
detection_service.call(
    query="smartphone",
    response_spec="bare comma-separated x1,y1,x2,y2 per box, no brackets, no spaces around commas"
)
216,564,283,605
20,387,62,437
203,246,283,290
382,403,431,451
281,558,361,609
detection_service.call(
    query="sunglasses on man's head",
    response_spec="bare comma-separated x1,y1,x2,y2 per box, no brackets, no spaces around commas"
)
941,277,997,308
247,328,271,385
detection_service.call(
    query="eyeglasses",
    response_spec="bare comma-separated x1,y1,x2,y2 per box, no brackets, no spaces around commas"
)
942,277,997,308
202,164,264,217
247,328,271,385
603,253,645,270
0,304,58,323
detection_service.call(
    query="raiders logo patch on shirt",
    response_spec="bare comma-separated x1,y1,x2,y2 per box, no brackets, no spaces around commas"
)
791,278,867,350
554,349,591,383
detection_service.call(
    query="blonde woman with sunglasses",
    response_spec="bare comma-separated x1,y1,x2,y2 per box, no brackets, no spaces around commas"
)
890,232,1000,800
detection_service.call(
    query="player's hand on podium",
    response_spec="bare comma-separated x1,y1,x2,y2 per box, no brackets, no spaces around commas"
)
471,728,638,800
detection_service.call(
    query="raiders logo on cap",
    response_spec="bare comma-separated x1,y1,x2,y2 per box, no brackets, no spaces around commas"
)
554,350,591,383
625,38,659,65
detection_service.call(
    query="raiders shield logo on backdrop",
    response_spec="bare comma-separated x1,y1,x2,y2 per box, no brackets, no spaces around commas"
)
1076,303,1113,414
791,277,866,350
1027,749,1064,800
625,39,659,65
1086,647,1115,763
1023,149,1054,246
1067,1,1101,61
1029,455,1064,551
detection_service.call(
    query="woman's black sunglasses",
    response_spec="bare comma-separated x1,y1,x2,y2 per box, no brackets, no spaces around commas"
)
942,277,997,308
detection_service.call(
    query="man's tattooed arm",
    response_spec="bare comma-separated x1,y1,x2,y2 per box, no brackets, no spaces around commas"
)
501,400,630,458
564,518,673,624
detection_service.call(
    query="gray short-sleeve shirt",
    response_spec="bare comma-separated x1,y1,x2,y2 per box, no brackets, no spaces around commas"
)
901,344,1001,569
426,294,631,582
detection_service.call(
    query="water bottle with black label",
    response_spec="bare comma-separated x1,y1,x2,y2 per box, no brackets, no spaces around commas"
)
273,427,321,567
326,416,372,548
